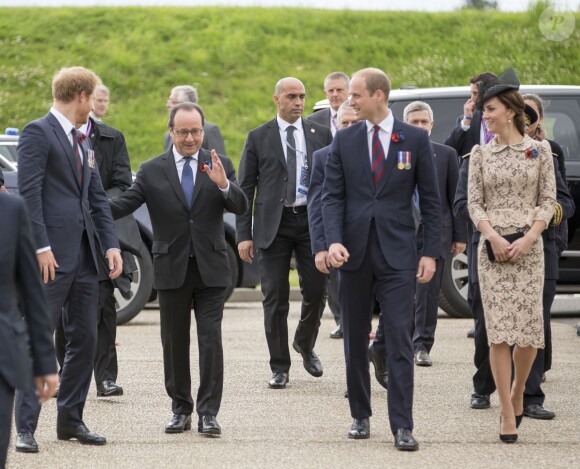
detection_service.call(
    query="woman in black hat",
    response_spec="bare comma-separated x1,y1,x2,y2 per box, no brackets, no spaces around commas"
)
467,68,557,443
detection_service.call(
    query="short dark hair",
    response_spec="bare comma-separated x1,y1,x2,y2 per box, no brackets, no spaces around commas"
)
168,102,205,128
470,72,496,88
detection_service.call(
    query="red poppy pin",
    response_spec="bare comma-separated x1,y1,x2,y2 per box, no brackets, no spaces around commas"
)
525,148,539,159
391,131,405,143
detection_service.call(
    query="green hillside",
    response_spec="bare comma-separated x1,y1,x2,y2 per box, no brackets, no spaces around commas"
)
0,6,578,168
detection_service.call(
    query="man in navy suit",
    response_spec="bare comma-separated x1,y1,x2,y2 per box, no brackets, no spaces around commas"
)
323,68,441,450
16,66,122,449
308,102,359,340
0,193,57,467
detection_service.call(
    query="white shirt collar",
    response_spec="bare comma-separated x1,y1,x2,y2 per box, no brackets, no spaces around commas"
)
173,147,199,164
366,110,394,135
50,107,76,136
277,115,303,132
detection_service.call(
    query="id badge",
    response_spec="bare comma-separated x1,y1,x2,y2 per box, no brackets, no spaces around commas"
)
300,166,310,188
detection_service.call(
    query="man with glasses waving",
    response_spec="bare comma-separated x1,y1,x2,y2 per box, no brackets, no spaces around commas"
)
110,102,247,437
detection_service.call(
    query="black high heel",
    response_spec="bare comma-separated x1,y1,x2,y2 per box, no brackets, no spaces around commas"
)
499,416,518,443
515,414,523,429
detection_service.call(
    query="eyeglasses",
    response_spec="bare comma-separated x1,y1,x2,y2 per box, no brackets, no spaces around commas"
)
173,128,204,137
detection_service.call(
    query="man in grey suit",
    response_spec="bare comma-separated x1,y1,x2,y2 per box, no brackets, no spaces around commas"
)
0,193,57,467
16,66,123,448
237,77,332,389
164,85,226,156
307,71,349,138
110,102,247,436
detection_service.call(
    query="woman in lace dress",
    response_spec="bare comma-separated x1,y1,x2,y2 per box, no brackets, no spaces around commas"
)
467,68,556,443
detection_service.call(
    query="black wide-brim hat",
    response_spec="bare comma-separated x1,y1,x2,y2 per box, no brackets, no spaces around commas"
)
524,104,538,126
475,67,520,111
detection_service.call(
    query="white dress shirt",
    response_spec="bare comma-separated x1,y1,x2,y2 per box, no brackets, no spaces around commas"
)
277,115,307,207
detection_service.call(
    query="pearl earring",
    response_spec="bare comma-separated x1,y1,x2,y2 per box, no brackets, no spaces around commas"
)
508,119,511,123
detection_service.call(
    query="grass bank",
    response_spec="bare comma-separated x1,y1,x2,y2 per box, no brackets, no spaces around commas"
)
0,7,578,168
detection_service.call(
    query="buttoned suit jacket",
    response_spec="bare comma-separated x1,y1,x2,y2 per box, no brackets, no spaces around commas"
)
307,108,332,129
109,148,247,290
17,112,120,274
164,121,226,156
237,117,332,249
308,144,331,254
322,119,442,271
0,194,56,391
444,110,483,158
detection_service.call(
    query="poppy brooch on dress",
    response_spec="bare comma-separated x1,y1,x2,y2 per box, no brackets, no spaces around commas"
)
525,148,539,159
391,131,405,143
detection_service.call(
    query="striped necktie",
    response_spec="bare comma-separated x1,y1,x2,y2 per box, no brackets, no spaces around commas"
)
371,125,385,185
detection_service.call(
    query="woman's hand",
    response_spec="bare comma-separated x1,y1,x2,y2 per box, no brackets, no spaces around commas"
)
506,234,535,262
488,233,511,262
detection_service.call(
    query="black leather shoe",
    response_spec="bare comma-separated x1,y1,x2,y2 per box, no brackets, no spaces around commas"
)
348,418,370,439
292,341,323,377
268,372,289,389
164,414,192,433
470,393,490,409
15,432,38,453
368,343,388,390
57,423,106,445
394,428,419,451
96,380,124,397
198,416,221,436
524,404,555,420
414,350,432,367
329,324,343,339
467,328,475,338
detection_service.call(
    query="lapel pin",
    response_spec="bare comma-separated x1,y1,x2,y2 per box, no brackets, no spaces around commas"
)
311,128,315,133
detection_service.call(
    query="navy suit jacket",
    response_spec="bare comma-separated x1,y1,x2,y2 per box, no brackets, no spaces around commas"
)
0,194,56,390
322,118,441,271
308,144,331,254
17,112,119,273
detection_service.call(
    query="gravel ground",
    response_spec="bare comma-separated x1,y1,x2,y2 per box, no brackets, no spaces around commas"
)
7,301,580,469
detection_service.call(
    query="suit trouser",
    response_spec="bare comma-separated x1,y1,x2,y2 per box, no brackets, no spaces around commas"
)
158,256,226,417
258,210,326,373
16,233,98,431
0,375,14,469
341,227,415,434
55,280,118,384
412,258,444,353
327,268,341,325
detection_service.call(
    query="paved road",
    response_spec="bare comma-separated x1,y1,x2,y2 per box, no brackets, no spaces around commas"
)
7,302,580,468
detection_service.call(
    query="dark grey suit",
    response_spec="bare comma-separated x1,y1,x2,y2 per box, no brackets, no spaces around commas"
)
164,121,226,156
307,108,333,129
16,111,119,431
110,148,247,417
237,117,332,373
0,194,56,467
413,142,465,353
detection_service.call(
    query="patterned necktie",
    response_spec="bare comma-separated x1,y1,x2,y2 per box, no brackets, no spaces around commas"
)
331,114,339,131
181,157,194,209
285,126,297,204
71,129,83,185
371,125,386,185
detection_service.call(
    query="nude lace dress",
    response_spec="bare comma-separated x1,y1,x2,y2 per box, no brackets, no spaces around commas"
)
468,135,556,348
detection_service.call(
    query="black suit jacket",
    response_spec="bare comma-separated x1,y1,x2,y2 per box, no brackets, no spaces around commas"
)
237,117,332,249
0,194,56,390
110,148,247,290
444,111,483,158
164,121,226,156
307,108,332,129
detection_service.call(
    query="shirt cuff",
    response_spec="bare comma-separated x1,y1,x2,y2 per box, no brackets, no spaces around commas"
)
461,122,471,131
219,180,230,197
106,248,121,255
36,246,51,254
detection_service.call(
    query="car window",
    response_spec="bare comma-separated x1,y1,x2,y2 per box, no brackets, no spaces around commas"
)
542,98,580,162
0,142,18,162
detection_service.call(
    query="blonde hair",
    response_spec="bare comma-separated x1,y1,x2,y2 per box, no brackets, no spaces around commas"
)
52,67,101,103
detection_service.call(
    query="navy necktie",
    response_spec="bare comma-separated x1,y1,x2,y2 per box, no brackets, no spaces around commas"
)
181,157,194,209
371,125,385,185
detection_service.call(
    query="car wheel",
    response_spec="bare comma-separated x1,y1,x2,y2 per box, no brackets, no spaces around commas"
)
438,252,472,318
115,243,154,325
224,241,239,302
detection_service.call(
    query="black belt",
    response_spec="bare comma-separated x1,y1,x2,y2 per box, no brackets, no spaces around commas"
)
283,205,307,214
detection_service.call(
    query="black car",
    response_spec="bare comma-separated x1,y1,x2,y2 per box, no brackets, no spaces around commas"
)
0,135,260,324
314,84,580,317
